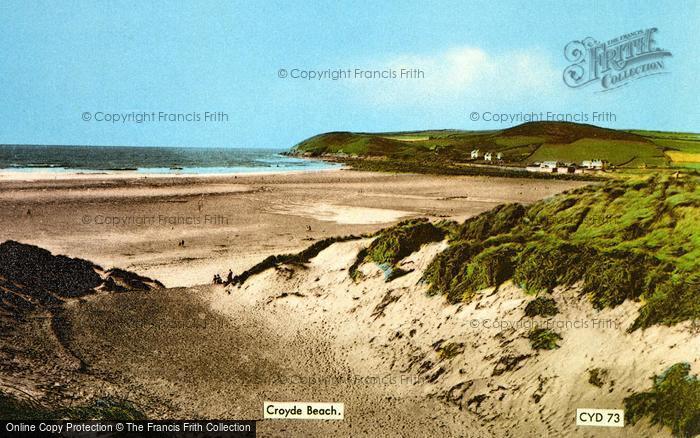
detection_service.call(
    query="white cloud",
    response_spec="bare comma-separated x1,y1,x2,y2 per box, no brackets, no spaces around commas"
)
346,46,561,106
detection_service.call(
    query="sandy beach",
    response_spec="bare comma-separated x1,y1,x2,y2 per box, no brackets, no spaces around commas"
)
0,169,586,287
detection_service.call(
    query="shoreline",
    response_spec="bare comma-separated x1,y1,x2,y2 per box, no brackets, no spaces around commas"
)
0,164,344,181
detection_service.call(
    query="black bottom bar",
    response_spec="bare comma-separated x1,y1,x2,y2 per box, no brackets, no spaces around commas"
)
1,420,256,437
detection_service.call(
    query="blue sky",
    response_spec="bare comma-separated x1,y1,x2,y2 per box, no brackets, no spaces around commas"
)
0,0,698,148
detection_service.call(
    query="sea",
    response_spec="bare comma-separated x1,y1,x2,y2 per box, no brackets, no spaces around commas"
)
0,145,338,175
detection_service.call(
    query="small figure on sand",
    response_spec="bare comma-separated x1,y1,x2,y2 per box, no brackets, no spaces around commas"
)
212,274,223,284
226,269,234,284
178,239,185,247
306,225,312,232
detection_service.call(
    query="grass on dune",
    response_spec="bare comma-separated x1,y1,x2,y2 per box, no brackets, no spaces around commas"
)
365,218,451,266
523,296,559,318
350,218,451,282
625,363,700,438
527,328,562,350
437,342,465,360
236,169,697,331
233,234,363,285
346,172,698,329
421,174,699,330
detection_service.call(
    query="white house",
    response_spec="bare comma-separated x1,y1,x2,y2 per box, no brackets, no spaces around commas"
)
541,161,560,169
470,149,480,159
581,159,609,170
496,152,503,160
526,161,563,173
526,162,549,173
556,165,575,174
484,152,493,161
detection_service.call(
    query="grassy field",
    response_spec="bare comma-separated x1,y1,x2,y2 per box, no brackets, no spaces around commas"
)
627,130,700,169
380,135,431,142
527,139,667,167
291,122,699,170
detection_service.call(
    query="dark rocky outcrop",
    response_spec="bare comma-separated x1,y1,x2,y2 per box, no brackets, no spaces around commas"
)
0,240,162,323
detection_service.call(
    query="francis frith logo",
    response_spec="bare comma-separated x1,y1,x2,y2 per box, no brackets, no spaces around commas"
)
563,28,672,91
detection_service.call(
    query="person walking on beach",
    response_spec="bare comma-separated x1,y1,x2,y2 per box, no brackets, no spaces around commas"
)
226,269,234,284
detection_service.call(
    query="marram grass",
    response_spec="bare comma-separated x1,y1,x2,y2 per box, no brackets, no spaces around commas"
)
625,363,700,438
419,174,699,330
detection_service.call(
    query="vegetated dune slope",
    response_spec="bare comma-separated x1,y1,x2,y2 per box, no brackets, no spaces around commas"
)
10,236,686,437
216,238,692,437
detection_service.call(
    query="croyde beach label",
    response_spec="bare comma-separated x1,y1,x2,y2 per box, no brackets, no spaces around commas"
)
563,28,672,91
264,402,344,420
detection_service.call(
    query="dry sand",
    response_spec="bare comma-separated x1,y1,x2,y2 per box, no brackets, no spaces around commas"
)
0,169,585,287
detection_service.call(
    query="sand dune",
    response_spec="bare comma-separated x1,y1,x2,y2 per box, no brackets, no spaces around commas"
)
3,236,691,435
214,239,689,436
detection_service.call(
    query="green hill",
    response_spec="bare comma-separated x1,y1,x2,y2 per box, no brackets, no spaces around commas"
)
292,122,700,169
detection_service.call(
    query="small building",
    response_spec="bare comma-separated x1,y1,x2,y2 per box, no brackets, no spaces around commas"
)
556,166,575,174
484,152,493,161
581,159,609,170
526,161,565,173
526,162,554,173
556,162,576,174
470,149,480,159
496,152,503,160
